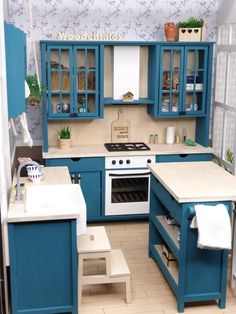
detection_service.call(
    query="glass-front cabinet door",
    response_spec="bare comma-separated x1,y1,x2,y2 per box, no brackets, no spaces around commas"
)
159,45,208,117
46,45,99,119
183,47,208,116
47,46,73,117
159,46,184,116
74,46,99,117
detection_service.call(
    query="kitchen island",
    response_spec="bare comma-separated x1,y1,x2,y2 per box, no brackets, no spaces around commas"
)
148,161,236,313
8,167,84,314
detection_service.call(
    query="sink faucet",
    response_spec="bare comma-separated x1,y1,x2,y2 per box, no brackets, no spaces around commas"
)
15,160,42,202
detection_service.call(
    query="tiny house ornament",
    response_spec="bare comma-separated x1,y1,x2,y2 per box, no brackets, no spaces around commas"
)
164,22,177,42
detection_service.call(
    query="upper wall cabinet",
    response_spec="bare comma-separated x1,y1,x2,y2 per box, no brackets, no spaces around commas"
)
154,44,212,118
4,22,26,119
41,42,101,120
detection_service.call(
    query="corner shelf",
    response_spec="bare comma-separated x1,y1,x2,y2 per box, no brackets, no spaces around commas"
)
103,97,154,105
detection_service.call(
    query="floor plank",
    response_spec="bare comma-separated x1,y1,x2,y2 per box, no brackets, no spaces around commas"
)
79,221,236,313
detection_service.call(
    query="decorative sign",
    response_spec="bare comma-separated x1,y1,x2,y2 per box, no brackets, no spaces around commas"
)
50,32,120,41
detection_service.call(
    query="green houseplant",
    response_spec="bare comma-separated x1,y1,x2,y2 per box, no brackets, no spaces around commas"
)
177,17,204,29
26,74,42,105
57,126,72,149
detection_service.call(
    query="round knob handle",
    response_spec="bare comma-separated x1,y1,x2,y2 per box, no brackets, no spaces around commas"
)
112,160,116,165
147,159,152,163
119,160,123,165
126,159,130,164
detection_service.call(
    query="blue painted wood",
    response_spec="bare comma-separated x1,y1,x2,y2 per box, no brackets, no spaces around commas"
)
158,45,185,117
183,46,208,116
40,40,214,47
4,22,26,119
47,157,104,172
156,153,212,163
195,44,213,147
42,43,100,121
41,43,49,152
147,45,158,116
80,171,101,220
8,220,78,314
99,45,104,118
149,173,232,312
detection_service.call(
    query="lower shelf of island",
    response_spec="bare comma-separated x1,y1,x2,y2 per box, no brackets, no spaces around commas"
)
150,240,179,300
150,213,180,260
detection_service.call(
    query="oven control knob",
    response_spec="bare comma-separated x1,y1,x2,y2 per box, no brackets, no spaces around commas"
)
112,160,116,165
126,159,130,164
119,160,123,164
147,159,152,163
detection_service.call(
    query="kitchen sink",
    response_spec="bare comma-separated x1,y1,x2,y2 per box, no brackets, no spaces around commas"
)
25,184,86,214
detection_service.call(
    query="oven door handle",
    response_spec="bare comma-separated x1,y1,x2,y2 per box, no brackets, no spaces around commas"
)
109,172,151,177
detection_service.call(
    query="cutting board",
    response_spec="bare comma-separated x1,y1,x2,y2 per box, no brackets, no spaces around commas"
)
111,109,131,143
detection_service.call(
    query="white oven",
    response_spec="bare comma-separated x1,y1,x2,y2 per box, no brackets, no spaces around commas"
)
105,156,155,216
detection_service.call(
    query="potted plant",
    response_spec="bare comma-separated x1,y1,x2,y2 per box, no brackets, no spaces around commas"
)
26,74,42,105
57,126,72,149
177,17,205,42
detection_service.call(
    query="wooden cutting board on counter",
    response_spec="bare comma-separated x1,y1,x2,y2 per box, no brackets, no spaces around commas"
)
111,109,131,143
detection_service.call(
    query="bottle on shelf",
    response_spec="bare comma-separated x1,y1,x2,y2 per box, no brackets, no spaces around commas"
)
154,134,158,144
182,128,187,143
175,129,180,144
149,134,154,144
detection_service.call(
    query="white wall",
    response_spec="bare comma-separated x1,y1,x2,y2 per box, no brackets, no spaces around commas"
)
217,0,236,24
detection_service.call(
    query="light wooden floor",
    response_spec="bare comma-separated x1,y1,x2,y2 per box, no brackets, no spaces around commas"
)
79,221,236,314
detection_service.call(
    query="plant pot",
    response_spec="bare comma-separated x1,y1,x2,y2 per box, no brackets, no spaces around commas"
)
164,22,177,42
28,95,41,106
178,23,205,42
58,138,72,149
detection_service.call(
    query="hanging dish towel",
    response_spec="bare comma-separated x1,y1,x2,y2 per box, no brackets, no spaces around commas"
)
19,112,33,147
190,204,231,250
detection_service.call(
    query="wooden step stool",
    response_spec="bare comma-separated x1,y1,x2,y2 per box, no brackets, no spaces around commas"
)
77,226,131,306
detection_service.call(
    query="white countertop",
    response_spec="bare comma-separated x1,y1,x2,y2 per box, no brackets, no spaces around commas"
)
148,161,236,203
43,143,213,159
8,167,82,223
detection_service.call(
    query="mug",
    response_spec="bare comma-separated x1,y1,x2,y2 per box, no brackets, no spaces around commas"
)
62,103,70,113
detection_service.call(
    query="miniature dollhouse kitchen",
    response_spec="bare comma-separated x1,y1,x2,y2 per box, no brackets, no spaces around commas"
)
2,1,236,314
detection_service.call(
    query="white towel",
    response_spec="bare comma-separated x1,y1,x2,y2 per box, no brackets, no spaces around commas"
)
19,112,33,147
190,204,231,250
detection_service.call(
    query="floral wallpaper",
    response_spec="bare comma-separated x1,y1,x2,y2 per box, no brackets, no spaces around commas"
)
6,0,218,142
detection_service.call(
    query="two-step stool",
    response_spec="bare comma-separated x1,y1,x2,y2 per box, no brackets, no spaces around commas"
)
77,226,131,306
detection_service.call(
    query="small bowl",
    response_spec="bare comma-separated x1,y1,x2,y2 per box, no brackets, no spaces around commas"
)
26,165,44,183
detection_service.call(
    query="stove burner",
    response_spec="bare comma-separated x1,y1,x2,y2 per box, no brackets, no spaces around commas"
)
104,142,150,152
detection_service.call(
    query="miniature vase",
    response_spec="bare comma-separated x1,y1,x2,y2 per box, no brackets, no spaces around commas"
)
164,22,177,42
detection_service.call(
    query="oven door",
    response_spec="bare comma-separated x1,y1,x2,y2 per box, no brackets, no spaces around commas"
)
105,169,151,216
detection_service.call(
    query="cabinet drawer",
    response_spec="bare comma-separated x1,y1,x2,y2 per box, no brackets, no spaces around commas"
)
156,153,211,163
46,157,104,172
151,175,181,223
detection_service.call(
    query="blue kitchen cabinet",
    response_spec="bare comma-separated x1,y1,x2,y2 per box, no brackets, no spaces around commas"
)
8,219,78,314
154,44,212,117
4,22,26,119
40,42,101,120
149,175,231,312
45,157,104,221
156,153,212,163
147,42,213,147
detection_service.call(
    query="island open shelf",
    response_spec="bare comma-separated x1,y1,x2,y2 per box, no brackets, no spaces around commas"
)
148,161,236,313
